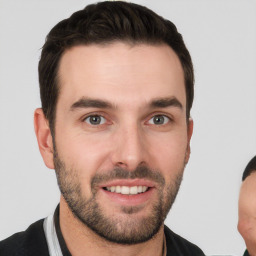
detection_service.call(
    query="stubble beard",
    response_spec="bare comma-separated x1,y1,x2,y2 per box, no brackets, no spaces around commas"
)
53,150,184,245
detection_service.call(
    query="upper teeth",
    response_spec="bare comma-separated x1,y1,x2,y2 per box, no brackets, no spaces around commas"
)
106,186,148,195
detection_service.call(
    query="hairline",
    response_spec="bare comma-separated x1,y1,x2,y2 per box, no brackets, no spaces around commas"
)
242,156,256,181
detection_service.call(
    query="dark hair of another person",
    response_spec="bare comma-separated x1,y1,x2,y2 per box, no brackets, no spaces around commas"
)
242,156,256,181
39,1,194,135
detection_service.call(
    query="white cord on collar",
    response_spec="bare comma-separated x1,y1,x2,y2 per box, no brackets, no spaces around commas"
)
43,214,63,256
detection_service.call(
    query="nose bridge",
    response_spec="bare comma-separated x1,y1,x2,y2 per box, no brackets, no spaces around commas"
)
112,120,146,170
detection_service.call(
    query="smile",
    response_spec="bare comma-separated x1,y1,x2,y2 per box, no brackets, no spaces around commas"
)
104,186,149,195
100,179,155,206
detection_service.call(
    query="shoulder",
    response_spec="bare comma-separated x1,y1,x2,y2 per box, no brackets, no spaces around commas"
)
164,225,205,256
0,219,49,256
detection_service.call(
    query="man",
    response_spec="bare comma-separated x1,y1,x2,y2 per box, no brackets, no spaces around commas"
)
238,156,256,256
0,1,204,255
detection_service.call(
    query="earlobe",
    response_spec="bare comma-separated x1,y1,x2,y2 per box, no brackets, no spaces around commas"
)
185,118,193,164
34,108,55,169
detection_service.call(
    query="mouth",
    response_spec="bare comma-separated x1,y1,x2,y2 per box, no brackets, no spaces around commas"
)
99,179,155,206
103,185,150,195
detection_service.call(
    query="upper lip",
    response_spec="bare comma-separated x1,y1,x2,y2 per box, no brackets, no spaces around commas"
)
100,179,156,188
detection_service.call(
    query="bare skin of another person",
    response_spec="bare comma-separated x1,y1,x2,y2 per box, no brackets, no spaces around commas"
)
238,171,256,256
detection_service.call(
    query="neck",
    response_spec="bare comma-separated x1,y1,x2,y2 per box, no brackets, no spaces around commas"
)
59,197,165,256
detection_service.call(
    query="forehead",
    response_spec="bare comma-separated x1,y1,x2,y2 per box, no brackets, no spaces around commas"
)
57,42,185,108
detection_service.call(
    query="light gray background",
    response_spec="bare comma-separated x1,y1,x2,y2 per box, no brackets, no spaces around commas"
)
0,0,256,255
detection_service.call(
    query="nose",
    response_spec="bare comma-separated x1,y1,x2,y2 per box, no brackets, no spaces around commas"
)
110,124,147,171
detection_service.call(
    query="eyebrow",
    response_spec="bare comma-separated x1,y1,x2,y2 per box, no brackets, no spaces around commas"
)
150,97,183,110
70,97,114,111
70,96,183,111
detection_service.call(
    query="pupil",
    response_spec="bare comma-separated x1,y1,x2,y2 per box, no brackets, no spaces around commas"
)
90,116,100,124
154,116,164,125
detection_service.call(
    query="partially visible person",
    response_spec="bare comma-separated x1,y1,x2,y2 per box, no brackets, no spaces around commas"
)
238,156,256,256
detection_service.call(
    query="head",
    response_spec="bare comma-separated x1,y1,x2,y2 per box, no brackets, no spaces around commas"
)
35,1,194,245
238,156,256,254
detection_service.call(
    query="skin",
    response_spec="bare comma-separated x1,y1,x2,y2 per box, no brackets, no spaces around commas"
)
34,42,193,256
238,171,256,256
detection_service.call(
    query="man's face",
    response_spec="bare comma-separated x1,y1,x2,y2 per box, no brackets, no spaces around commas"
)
238,172,256,255
53,42,193,244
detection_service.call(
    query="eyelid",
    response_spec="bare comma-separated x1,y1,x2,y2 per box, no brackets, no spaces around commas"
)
147,112,173,121
81,111,107,121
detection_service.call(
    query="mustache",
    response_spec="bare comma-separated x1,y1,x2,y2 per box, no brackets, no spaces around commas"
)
91,165,165,188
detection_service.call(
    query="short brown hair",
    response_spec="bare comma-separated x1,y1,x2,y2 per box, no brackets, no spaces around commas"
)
39,1,194,133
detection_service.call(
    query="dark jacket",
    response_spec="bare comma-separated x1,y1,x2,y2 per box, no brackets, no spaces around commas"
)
0,219,205,256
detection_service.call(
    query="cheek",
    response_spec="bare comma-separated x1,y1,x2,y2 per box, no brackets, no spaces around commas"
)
57,125,109,163
148,131,188,175
55,130,112,195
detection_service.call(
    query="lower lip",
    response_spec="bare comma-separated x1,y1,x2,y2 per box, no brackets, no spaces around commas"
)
101,188,155,206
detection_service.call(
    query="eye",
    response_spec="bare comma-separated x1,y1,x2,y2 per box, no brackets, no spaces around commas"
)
84,115,106,125
148,115,170,125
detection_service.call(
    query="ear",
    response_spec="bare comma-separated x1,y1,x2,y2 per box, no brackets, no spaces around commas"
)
185,118,193,164
34,108,54,169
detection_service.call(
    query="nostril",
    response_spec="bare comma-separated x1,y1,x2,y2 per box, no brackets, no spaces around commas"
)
116,162,127,168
